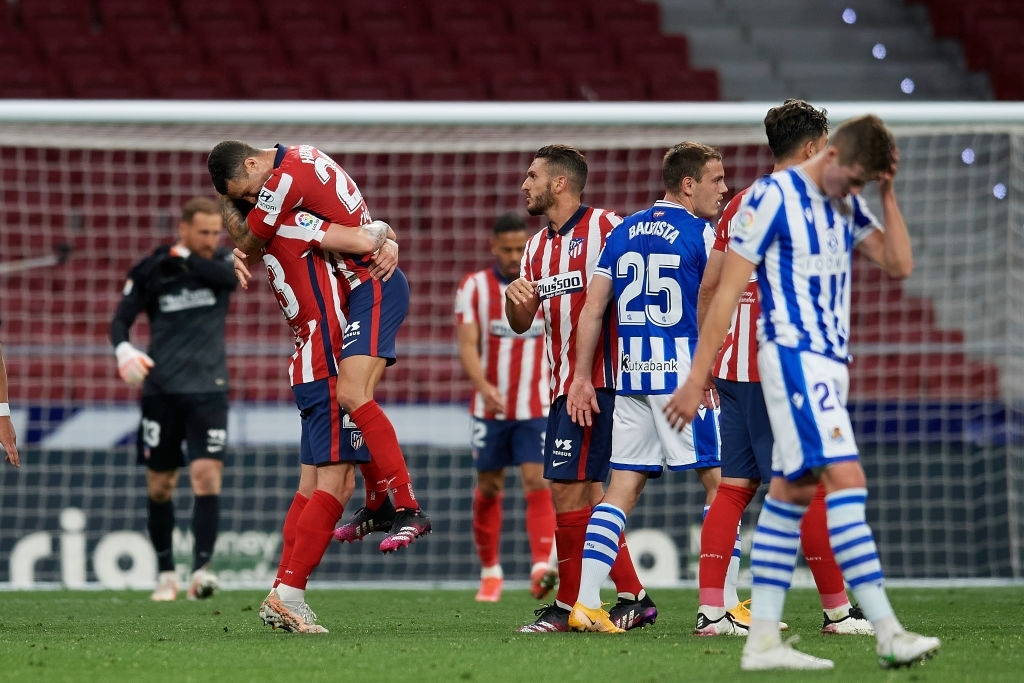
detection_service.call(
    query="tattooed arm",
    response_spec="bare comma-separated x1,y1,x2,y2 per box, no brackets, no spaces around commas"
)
218,195,266,256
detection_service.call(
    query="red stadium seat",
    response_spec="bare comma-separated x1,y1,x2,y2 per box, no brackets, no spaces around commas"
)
505,0,588,37
615,32,691,72
119,27,207,70
18,0,94,31
149,65,242,100
235,67,326,101
345,1,428,35
569,68,649,101
488,70,570,101
372,34,455,72
321,67,410,101
62,64,153,99
283,33,378,73
424,1,507,36
96,0,177,32
0,63,68,98
453,34,538,73
29,20,126,70
646,68,720,101
530,34,618,72
177,0,266,30
261,0,344,31
407,67,488,101
586,0,663,34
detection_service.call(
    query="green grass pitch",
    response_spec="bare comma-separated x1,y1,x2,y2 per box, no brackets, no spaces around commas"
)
3,585,1021,682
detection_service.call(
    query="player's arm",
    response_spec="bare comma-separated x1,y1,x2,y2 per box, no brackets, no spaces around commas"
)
854,146,913,279
664,250,756,430
319,220,391,255
182,248,238,290
219,195,266,256
456,321,504,415
0,342,19,467
109,265,155,387
697,248,726,329
504,277,541,334
566,274,612,427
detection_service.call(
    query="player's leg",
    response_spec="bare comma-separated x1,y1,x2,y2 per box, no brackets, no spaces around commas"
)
139,394,185,601
512,417,556,599
184,392,227,600
801,481,874,634
335,271,429,551
333,413,396,544
822,460,940,666
267,376,363,633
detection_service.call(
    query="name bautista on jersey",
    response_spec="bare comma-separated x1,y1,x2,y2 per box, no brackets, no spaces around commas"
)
535,270,584,299
628,220,680,243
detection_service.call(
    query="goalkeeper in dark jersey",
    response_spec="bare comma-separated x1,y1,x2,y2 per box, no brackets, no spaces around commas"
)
109,197,237,602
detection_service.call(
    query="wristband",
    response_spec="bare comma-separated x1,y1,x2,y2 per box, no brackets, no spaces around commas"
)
0,403,10,417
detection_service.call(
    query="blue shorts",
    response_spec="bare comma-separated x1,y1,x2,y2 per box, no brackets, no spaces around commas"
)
471,417,546,471
342,267,410,366
715,378,773,482
543,390,615,483
291,376,372,466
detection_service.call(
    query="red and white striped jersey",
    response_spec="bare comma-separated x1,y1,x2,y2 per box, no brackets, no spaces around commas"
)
259,209,348,386
520,205,620,400
712,188,761,382
455,266,549,420
246,144,375,293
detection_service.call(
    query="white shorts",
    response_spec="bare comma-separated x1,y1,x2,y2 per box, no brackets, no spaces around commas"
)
758,342,860,480
611,393,720,475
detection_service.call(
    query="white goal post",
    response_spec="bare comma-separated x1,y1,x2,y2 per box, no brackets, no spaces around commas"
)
0,100,1021,588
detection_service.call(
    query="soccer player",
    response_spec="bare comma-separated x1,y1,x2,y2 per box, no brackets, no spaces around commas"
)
665,115,941,670
505,144,655,632
109,197,235,601
208,141,431,553
455,212,556,603
0,340,19,467
694,100,872,637
564,142,725,632
232,207,391,633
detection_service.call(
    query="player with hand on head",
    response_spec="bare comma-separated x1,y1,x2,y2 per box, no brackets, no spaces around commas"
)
231,206,393,633
694,99,872,638
0,340,20,468
208,140,431,554
505,144,654,632
565,142,725,633
664,115,940,671
109,197,236,602
455,212,557,603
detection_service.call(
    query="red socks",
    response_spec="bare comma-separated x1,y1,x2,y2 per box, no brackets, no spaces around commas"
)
274,492,309,588
472,488,503,567
802,482,848,609
553,507,590,607
699,483,756,604
282,490,343,590
350,400,418,510
524,488,555,566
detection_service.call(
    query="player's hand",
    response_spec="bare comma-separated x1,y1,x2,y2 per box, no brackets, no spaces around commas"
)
361,220,390,252
368,239,398,281
232,248,257,289
169,244,191,259
115,342,154,387
504,277,538,306
877,144,900,194
702,377,719,412
481,383,504,416
566,377,599,427
662,378,703,432
0,417,19,468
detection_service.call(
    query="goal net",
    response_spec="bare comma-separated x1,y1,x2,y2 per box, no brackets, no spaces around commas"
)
0,101,1021,588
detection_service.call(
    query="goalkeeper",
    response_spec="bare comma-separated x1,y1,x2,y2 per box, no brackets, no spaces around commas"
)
109,197,236,602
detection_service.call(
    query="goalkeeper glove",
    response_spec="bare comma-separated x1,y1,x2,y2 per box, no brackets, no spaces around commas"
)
115,342,155,387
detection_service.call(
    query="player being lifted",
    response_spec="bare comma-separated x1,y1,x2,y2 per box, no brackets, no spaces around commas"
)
208,141,431,554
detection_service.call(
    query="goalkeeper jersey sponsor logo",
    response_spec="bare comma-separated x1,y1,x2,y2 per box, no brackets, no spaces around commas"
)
535,270,584,300
158,288,217,313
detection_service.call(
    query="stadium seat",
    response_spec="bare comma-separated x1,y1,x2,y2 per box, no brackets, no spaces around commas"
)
646,68,720,101
235,67,327,101
424,1,506,35
505,0,589,37
149,65,242,100
321,67,410,101
615,33,691,73
530,34,618,72
586,0,663,34
62,64,153,99
0,64,68,98
569,68,649,101
372,34,455,72
344,1,428,35
487,70,570,101
453,34,538,73
177,0,267,30
96,0,177,32
261,0,343,32
407,68,489,101
284,33,379,73
17,0,95,32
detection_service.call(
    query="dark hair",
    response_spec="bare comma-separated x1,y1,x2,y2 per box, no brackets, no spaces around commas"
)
662,141,722,190
534,144,588,194
830,114,897,177
764,99,829,160
207,140,261,194
492,212,527,236
181,196,220,223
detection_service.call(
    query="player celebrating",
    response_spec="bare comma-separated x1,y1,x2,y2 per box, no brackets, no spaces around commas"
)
565,142,724,632
505,144,655,632
455,212,556,602
110,197,235,601
695,99,872,637
665,115,941,670
208,141,430,553
232,206,392,633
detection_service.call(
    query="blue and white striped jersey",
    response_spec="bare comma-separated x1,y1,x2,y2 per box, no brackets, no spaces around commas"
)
728,167,881,363
595,200,714,394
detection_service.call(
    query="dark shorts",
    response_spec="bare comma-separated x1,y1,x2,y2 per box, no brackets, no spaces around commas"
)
714,378,773,482
292,376,372,467
342,268,410,366
137,392,228,471
543,389,615,483
471,416,546,471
